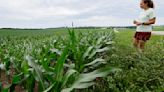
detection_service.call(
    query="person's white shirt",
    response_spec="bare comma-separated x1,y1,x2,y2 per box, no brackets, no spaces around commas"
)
136,8,156,32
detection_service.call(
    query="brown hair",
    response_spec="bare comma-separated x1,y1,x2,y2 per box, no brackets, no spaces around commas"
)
143,0,154,8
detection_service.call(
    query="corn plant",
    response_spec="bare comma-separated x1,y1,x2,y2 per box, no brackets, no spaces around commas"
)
0,28,119,92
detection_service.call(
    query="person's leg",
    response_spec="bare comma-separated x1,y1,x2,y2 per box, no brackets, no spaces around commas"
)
133,38,139,48
138,40,146,52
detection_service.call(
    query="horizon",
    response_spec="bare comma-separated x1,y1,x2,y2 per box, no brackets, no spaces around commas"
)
0,25,163,29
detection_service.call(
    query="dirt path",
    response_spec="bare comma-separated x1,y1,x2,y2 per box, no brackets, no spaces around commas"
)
152,31,164,35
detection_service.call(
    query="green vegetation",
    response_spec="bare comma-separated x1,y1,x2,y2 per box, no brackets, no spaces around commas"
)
0,28,164,92
106,31,164,92
0,28,119,92
154,26,164,31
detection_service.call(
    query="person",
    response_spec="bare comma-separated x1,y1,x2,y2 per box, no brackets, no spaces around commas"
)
133,0,156,52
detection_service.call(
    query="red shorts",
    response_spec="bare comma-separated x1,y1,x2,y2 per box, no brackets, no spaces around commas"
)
134,32,151,41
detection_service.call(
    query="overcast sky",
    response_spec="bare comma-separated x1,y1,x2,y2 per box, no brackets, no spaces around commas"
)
0,0,163,28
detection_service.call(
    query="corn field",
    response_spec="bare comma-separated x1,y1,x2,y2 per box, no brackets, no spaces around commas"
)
0,28,120,92
0,28,164,92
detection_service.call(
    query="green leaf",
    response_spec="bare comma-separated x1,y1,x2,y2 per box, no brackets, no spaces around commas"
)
12,73,23,84
62,67,121,92
84,58,106,67
106,41,114,45
0,63,5,70
89,47,109,59
62,82,94,92
83,46,94,59
43,82,56,92
25,55,45,90
96,47,109,53
50,48,62,55
62,69,77,88
96,36,105,45
54,46,69,81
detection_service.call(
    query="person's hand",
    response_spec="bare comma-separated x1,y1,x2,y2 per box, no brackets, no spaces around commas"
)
133,20,137,24
134,20,142,26
136,22,142,26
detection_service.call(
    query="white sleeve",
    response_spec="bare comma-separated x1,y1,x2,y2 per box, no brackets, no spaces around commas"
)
149,9,156,19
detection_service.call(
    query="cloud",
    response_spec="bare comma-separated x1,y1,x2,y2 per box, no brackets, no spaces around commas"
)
0,0,163,28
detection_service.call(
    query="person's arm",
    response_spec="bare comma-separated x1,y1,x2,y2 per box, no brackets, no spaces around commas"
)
134,20,142,26
142,18,156,25
134,17,156,26
143,9,156,25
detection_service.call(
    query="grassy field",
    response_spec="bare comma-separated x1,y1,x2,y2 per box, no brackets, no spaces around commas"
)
105,31,164,92
0,28,164,92
154,26,164,31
